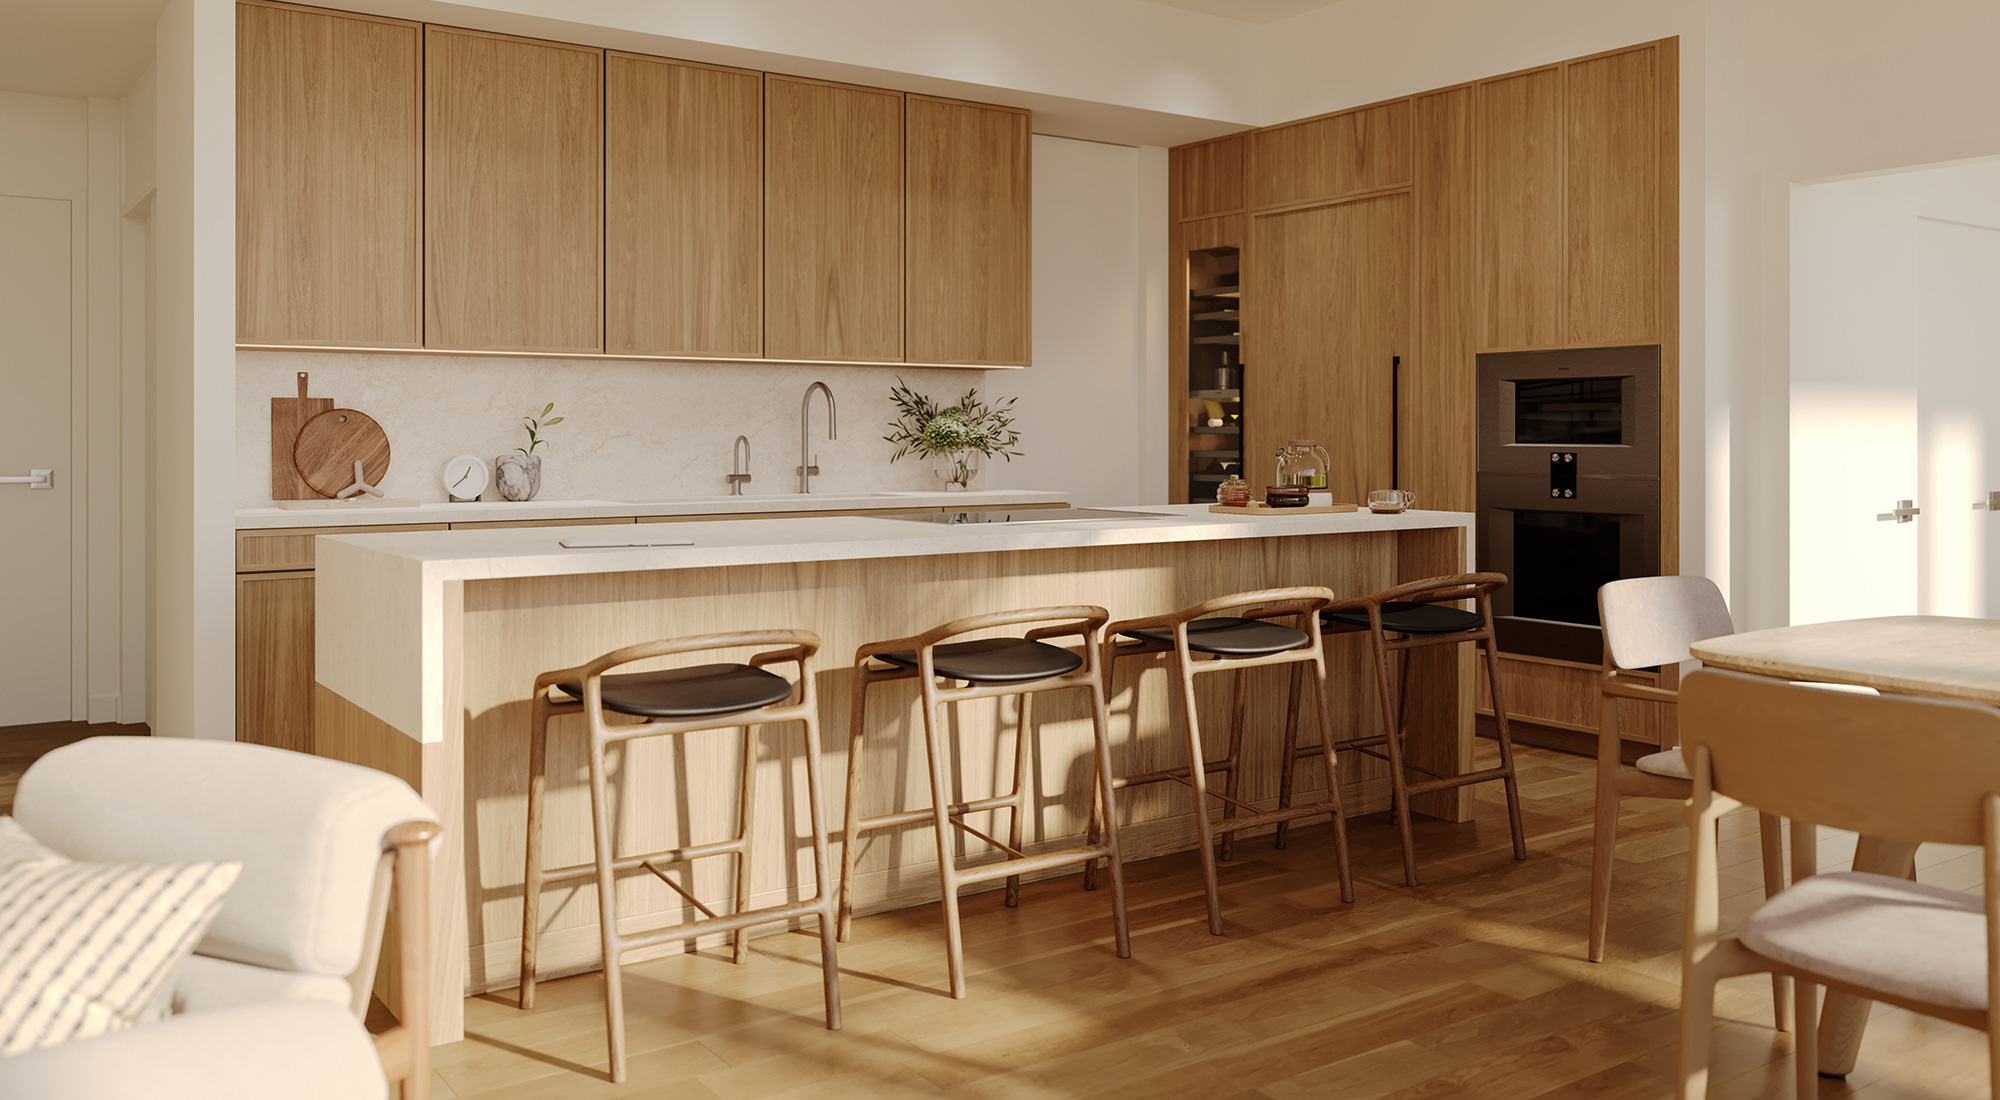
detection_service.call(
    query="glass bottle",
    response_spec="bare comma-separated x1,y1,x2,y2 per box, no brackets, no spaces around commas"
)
1216,472,1251,507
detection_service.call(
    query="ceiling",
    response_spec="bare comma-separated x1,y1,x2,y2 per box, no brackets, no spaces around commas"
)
1137,0,1350,24
0,0,168,99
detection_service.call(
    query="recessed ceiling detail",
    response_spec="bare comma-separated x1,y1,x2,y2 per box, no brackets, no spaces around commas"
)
1137,0,1352,25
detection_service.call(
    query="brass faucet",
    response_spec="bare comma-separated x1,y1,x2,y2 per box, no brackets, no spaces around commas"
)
798,382,837,493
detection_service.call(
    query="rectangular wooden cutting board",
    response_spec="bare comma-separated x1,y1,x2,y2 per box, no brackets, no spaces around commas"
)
1208,502,1359,515
271,372,333,500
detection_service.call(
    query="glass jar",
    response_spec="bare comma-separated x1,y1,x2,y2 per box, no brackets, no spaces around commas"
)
1215,473,1251,507
1276,439,1331,490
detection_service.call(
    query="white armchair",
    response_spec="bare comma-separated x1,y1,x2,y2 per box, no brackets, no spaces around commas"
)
0,737,439,1100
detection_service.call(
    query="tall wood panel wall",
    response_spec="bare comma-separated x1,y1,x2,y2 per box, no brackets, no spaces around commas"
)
1168,39,1679,748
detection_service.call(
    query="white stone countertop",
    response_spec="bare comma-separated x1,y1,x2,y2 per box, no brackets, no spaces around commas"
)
316,504,1474,743
235,488,1067,529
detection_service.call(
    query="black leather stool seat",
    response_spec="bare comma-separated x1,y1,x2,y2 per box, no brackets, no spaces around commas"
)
878,637,1083,683
1324,601,1483,635
1122,616,1309,656
557,663,794,719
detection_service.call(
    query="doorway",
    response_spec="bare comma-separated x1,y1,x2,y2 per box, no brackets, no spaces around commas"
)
1789,159,2000,624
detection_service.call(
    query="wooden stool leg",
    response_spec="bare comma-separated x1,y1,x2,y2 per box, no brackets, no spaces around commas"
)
1758,811,1793,1032
1005,691,1032,907
1083,645,1123,893
918,679,968,997
1175,654,1227,935
837,667,872,941
1275,661,1305,851
520,691,551,1009
586,734,628,1084
795,701,843,1030
1368,626,1419,887
1588,786,1620,964
1793,978,1819,1098
733,724,758,965
1219,667,1248,862
1085,661,1132,959
1309,652,1355,903
1477,618,1529,861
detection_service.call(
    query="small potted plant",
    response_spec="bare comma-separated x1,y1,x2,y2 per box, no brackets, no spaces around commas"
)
884,379,1021,491
496,403,562,502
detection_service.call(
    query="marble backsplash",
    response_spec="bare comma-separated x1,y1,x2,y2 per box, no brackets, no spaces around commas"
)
237,351,1005,507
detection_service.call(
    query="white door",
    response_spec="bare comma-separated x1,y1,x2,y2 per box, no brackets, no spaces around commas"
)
0,194,72,725
1914,215,2000,619
1791,162,2000,625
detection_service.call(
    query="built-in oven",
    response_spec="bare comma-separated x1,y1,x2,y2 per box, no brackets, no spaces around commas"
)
1476,346,1661,663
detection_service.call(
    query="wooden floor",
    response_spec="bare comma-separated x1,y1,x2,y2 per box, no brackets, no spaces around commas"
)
428,743,1992,1100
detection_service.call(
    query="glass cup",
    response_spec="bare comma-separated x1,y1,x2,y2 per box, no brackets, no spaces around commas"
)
1367,489,1417,513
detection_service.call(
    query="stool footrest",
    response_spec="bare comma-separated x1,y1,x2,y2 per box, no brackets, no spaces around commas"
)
1165,772,1262,814
536,836,748,887
1207,800,1340,834
856,791,1021,834
1110,760,1233,790
1402,767,1511,797
954,844,1114,887
613,896,833,957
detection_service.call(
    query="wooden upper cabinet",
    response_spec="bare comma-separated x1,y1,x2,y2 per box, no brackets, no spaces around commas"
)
424,27,602,354
1476,66,1564,351
905,96,1031,367
1176,135,1246,219
1566,45,1661,346
764,75,903,362
237,1,421,347
604,54,762,359
1249,99,1412,210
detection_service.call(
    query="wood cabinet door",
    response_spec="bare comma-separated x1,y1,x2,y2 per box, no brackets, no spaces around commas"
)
1566,45,1661,346
905,96,1031,367
1247,192,1411,498
1249,100,1412,211
425,27,602,353
237,1,420,347
1476,66,1564,351
764,75,903,362
1175,134,1246,220
237,571,315,753
1410,86,1478,512
605,53,763,358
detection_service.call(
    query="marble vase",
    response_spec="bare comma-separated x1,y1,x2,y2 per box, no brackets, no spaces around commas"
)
496,453,542,502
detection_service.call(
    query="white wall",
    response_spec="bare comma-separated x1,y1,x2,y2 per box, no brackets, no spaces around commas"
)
151,0,235,739
987,135,1169,505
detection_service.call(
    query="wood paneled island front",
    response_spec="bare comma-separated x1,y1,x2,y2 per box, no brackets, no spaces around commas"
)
312,504,1476,1041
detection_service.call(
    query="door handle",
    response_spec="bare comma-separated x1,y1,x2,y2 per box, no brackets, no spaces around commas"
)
1876,499,1920,523
0,469,52,490
1975,491,2000,511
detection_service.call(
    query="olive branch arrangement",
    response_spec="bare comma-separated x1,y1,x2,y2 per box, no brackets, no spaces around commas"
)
519,403,563,455
883,379,1023,463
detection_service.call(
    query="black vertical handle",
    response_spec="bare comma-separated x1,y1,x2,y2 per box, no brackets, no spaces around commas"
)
1390,355,1401,490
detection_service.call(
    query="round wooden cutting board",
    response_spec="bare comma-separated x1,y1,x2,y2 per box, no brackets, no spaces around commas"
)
294,408,392,498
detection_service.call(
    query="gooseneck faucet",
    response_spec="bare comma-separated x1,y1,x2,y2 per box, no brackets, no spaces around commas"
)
727,435,752,495
798,381,837,493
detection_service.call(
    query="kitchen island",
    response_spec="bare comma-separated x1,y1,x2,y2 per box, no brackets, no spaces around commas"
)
313,504,1476,1041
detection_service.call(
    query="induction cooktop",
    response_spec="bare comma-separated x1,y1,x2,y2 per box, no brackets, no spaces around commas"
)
882,507,1178,525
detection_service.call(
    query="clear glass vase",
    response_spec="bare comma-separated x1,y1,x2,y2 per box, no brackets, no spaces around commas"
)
933,448,980,491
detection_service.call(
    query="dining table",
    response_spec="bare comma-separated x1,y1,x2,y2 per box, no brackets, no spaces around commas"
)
1689,614,2000,1077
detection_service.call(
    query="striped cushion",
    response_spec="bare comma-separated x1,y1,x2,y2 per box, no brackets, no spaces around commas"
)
0,817,239,1055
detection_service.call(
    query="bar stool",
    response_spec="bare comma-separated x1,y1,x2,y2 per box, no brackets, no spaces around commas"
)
1285,573,1526,887
1092,586,1354,937
839,606,1130,1000
519,630,839,1084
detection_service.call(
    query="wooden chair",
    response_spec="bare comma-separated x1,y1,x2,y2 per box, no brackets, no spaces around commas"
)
520,630,840,1085
839,606,1130,999
1283,573,1525,887
1593,577,1795,1029
1677,668,2000,1099
1094,586,1354,936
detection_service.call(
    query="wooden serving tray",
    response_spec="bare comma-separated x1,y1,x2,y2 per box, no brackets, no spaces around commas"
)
274,497,422,511
1209,502,1358,515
